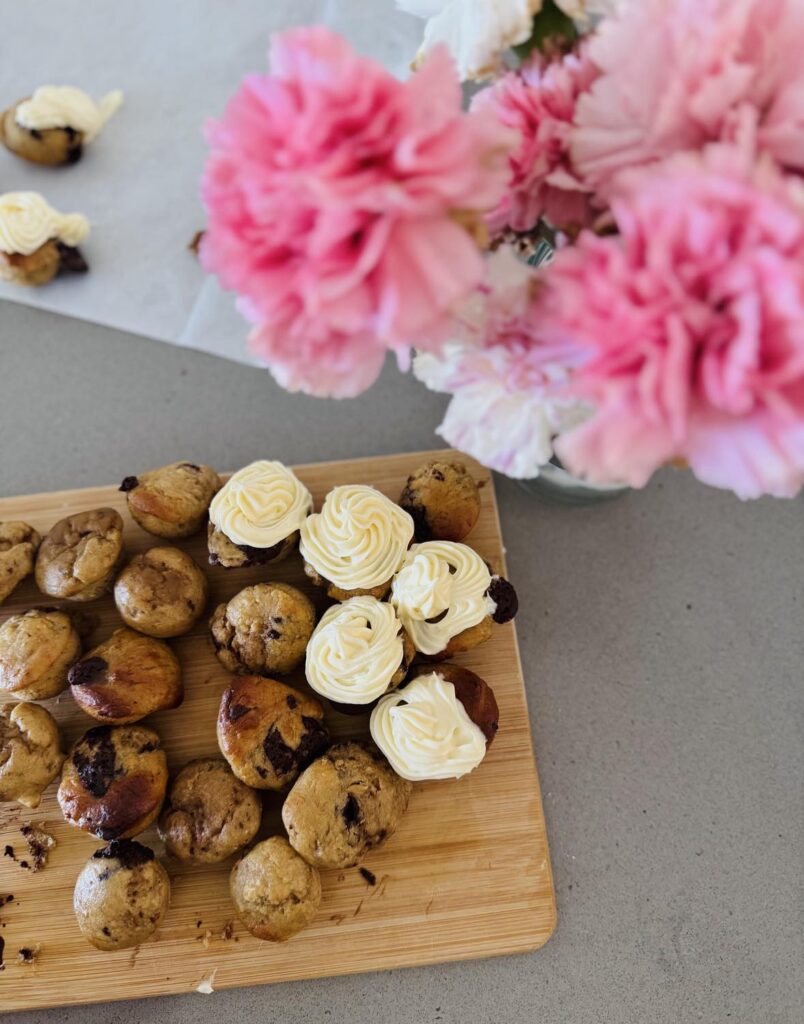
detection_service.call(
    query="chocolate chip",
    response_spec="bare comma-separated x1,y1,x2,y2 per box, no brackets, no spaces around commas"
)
3,847,13,859
93,839,154,869
399,487,432,541
286,695,298,710
208,552,220,566
227,702,252,722
180,463,201,471
67,142,83,164
68,656,108,687
235,540,283,565
265,628,281,641
342,793,361,827
18,861,28,870
72,726,117,798
119,476,139,492
102,927,111,937
186,600,196,611
487,576,519,624
17,947,35,964
262,715,328,779
138,741,158,754
55,242,88,274
431,468,445,482
29,128,42,140
359,867,376,885
296,715,330,766
262,727,297,777
65,126,77,141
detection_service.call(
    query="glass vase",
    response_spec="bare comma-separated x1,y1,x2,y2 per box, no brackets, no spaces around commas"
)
519,457,630,505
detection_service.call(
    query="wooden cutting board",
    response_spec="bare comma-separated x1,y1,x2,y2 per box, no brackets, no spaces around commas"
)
0,449,555,1012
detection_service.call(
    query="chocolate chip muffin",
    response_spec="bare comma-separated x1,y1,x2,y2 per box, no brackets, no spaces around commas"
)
399,460,481,542
0,521,41,605
0,702,64,807
210,583,316,676
58,724,168,840
230,837,321,942
73,840,170,951
0,607,81,700
114,546,208,638
35,508,124,601
158,758,262,863
68,628,183,725
282,742,412,869
119,461,221,539
217,676,329,791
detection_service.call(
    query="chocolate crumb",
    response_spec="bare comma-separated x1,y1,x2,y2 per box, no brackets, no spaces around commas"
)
18,861,28,870
196,919,202,929
487,576,519,624
68,656,108,687
342,793,361,827
188,230,205,256
286,694,298,709
221,921,234,941
3,846,13,859
17,946,38,965
359,868,376,885
119,476,139,492
55,242,88,274
93,839,154,869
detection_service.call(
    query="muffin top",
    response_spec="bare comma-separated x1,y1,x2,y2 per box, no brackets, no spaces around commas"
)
209,460,312,549
370,669,490,781
0,608,78,695
306,596,406,705
299,485,413,591
35,507,123,599
390,541,494,656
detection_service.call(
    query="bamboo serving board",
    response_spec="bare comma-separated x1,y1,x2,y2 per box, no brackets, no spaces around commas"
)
0,449,555,1013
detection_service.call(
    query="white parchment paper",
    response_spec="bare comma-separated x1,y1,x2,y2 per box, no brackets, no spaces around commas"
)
0,0,422,363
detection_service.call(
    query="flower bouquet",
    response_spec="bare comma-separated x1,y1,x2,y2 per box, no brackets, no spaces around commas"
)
199,0,804,500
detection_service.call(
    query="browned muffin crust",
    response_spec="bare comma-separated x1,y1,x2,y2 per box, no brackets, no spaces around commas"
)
68,628,183,725
217,675,329,791
35,508,124,601
58,724,168,840
0,607,81,700
411,662,499,745
230,837,321,942
120,461,221,538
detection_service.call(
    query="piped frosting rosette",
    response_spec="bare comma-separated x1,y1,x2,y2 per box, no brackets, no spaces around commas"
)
209,460,312,548
0,192,89,256
16,86,123,141
370,670,488,781
299,484,414,592
391,540,496,656
306,596,407,705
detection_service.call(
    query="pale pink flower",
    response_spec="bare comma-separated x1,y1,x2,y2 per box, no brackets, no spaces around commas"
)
476,47,598,235
538,147,804,499
414,248,588,477
572,0,804,196
201,28,512,398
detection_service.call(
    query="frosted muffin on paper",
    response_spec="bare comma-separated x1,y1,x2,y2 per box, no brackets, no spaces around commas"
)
207,460,312,568
299,484,414,601
0,192,89,286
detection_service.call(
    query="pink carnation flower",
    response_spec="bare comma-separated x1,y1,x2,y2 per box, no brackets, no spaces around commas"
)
200,28,513,398
415,248,588,478
538,147,804,499
572,0,804,196
477,47,598,235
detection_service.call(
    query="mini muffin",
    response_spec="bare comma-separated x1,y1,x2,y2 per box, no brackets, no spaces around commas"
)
158,758,262,863
0,702,64,807
58,724,168,840
391,540,518,659
282,742,412,869
230,837,321,942
0,521,41,604
305,596,414,711
207,460,312,568
35,507,124,601
114,546,208,637
73,839,169,951
1,86,123,165
68,628,183,725
0,608,81,700
217,675,329,791
210,582,315,676
0,191,89,286
119,461,221,539
399,460,481,542
370,665,499,782
300,485,414,601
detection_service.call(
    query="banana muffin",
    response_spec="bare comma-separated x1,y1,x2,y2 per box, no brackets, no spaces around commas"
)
0,702,64,807
68,628,183,725
0,521,41,605
217,675,329,791
119,461,221,539
399,460,481,542
230,837,321,942
114,546,208,637
35,507,124,601
58,724,168,839
0,607,81,700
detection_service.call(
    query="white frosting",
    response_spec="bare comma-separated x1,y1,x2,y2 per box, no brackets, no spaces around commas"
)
299,485,414,592
16,86,123,141
0,192,89,256
209,460,312,548
306,596,405,704
391,541,495,655
370,671,487,781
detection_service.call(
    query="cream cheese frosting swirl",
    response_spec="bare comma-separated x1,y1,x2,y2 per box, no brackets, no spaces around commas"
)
299,485,414,591
16,86,123,141
391,541,495,656
306,596,405,704
0,192,89,256
370,672,487,781
209,460,312,548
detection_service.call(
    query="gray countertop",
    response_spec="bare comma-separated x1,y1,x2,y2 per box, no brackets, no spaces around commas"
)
0,302,801,1024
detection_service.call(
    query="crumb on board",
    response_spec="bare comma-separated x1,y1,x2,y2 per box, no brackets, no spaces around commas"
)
189,230,206,256
196,968,217,994
220,921,234,941
19,823,56,872
359,867,376,886
17,945,40,966
329,914,345,926
3,846,13,859
200,929,213,949
195,919,202,929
